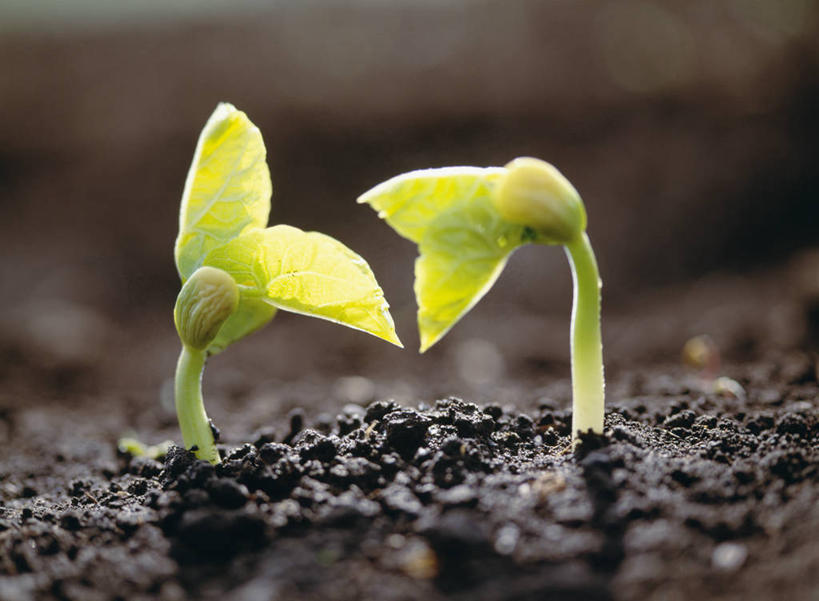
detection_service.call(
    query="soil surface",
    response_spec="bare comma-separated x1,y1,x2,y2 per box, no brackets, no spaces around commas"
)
1,338,817,601
1,7,818,600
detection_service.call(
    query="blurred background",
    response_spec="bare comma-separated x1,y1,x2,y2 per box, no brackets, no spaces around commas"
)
1,0,818,418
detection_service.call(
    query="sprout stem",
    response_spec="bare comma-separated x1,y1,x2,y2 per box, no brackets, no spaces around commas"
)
564,232,605,438
174,345,220,464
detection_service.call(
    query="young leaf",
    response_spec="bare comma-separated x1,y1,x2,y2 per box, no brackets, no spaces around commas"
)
357,167,505,243
207,297,277,355
415,201,530,351
203,225,402,346
359,168,549,351
175,103,272,280
172,103,403,465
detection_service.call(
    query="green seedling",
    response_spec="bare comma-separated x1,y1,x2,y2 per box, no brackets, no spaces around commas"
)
359,157,604,439
174,103,401,464
118,437,172,461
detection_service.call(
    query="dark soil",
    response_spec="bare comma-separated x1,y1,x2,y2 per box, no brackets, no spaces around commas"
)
1,7,818,600
1,352,817,601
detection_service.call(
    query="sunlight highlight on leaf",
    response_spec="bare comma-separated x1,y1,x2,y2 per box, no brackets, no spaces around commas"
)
359,168,550,351
204,225,402,347
415,199,529,351
357,167,506,243
175,103,272,280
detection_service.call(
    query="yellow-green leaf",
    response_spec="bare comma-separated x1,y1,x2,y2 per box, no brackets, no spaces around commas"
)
203,225,402,346
207,297,277,355
357,167,506,243
416,198,534,351
175,103,272,279
360,168,549,352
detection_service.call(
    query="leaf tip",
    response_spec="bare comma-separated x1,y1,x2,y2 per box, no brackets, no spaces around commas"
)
356,187,380,207
377,324,403,348
418,331,440,354
357,174,402,208
213,101,237,116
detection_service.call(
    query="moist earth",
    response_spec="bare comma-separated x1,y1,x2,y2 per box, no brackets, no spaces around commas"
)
0,356,817,601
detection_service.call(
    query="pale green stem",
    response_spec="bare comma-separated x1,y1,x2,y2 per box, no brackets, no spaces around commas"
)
174,345,220,464
564,232,605,438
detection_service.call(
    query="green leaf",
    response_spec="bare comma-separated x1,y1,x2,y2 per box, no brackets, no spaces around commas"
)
203,225,402,347
357,167,506,243
207,297,277,355
175,103,272,280
359,168,548,352
416,198,537,351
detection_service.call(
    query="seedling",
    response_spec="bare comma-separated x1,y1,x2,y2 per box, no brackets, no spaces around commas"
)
118,437,172,461
359,157,604,439
173,103,401,463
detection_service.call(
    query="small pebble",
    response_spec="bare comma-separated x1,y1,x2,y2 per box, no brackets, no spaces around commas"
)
712,542,747,571
494,523,520,555
397,538,438,580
